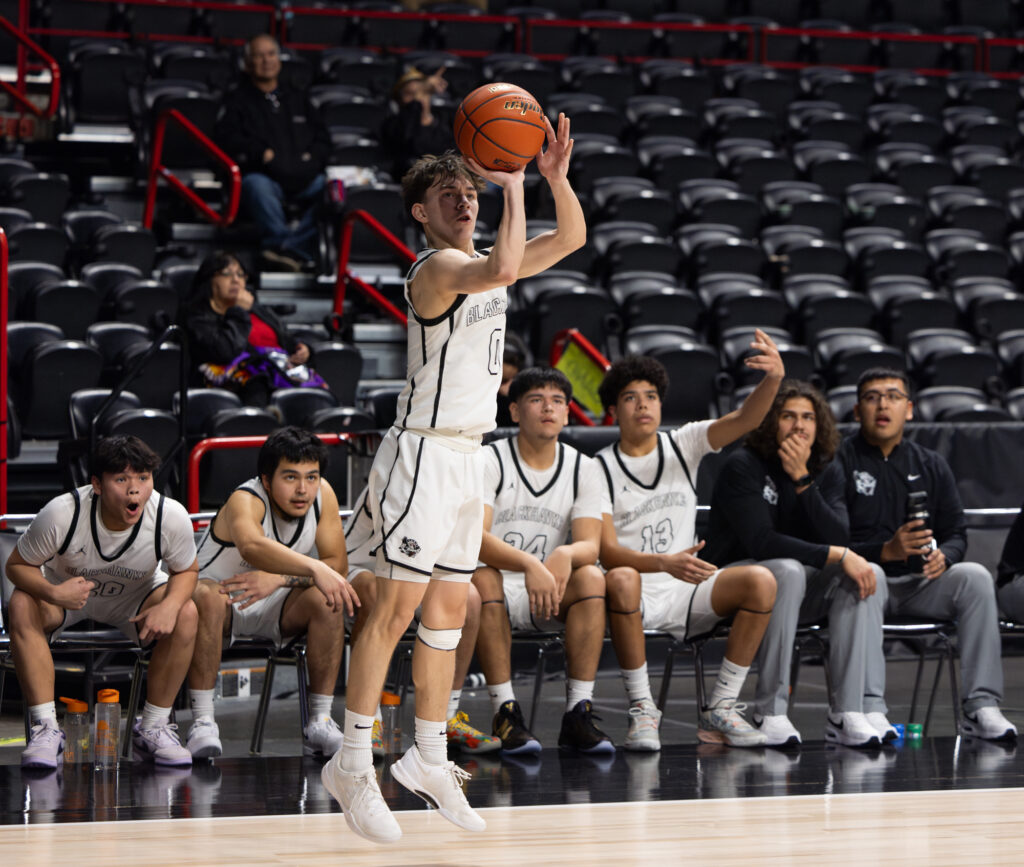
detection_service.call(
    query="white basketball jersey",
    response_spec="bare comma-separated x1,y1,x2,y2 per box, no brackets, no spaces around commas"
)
17,485,196,597
395,248,507,438
595,422,716,586
197,477,322,581
484,436,604,563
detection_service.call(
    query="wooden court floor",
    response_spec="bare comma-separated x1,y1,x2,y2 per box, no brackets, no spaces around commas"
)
2,788,1022,866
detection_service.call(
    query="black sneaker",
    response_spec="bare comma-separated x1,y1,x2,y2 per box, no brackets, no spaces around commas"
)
558,699,616,754
492,700,542,755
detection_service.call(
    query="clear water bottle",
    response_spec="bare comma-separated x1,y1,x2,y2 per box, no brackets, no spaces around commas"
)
59,696,90,764
380,691,403,757
93,688,120,770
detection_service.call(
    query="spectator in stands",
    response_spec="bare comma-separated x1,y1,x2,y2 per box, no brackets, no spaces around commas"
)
495,332,528,427
829,367,1017,741
995,501,1024,622
216,34,330,272
704,380,893,748
7,435,198,769
184,251,312,406
380,66,456,181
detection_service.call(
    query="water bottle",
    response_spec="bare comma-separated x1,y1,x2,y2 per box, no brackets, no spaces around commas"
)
905,491,937,575
93,688,120,770
59,696,90,764
380,691,403,757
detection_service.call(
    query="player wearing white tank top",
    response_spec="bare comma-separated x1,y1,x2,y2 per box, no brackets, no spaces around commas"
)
596,337,785,750
324,120,585,845
7,436,199,769
186,428,357,760
472,368,611,756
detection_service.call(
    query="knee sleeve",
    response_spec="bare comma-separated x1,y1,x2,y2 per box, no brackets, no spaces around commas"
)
416,622,462,651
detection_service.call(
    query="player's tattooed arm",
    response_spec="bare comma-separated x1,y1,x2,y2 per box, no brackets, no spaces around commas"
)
283,575,314,588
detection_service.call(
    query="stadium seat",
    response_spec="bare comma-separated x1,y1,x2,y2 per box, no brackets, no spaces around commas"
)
22,280,100,340
15,340,103,439
814,327,906,387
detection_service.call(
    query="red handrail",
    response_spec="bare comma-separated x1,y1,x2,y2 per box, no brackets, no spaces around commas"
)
549,328,611,427
187,432,356,514
525,18,755,63
143,108,241,229
0,227,7,518
282,7,521,55
333,208,414,327
0,14,61,119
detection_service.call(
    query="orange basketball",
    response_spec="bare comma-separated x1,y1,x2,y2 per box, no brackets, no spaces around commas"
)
454,82,547,172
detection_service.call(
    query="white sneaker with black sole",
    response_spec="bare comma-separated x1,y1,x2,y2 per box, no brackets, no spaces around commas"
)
186,718,222,759
961,706,1018,741
865,711,899,743
321,753,401,844
752,713,802,746
825,711,882,747
390,745,486,833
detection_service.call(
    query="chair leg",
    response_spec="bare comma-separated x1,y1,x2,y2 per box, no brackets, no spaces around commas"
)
528,639,563,732
394,645,413,705
691,638,709,720
657,640,679,711
121,655,146,759
295,646,310,735
943,636,961,736
908,641,926,723
251,656,277,755
789,639,803,707
922,654,945,737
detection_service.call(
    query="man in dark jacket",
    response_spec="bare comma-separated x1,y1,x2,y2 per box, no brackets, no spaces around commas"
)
829,367,1016,741
216,35,331,271
705,380,890,748
380,66,456,182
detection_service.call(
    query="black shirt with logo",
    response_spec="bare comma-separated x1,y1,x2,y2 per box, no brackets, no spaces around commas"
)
824,432,968,578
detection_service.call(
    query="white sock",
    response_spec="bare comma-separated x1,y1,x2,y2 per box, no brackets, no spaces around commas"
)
566,678,595,712
488,680,516,716
621,664,653,705
140,701,171,730
29,701,57,726
708,658,750,708
189,689,216,723
309,693,333,722
415,716,448,765
341,709,375,772
446,689,462,720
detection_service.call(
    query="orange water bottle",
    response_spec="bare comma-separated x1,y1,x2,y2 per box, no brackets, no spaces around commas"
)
93,688,120,770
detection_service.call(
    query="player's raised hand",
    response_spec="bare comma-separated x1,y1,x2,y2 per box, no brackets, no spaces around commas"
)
662,541,717,585
310,562,360,617
49,576,95,610
524,559,560,620
535,113,574,181
743,328,785,381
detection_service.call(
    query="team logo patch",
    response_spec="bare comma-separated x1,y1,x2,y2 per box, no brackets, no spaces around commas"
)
399,537,421,558
854,470,877,496
762,476,778,505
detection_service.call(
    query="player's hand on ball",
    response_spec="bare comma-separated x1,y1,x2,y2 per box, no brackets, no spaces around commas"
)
464,155,525,188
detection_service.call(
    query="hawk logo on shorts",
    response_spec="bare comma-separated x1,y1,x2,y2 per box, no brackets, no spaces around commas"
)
762,476,778,505
854,470,877,496
400,537,421,557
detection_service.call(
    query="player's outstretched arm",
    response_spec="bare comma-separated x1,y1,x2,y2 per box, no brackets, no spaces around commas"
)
707,328,785,451
517,113,586,280
598,513,669,574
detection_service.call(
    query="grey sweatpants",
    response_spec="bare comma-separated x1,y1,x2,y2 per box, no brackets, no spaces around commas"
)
997,573,1024,622
748,558,888,717
878,562,1004,714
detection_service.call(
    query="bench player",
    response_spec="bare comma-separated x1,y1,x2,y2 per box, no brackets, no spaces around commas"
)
9,435,198,768
596,338,784,749
186,427,357,758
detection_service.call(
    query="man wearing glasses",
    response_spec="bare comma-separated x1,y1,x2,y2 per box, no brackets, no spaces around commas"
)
826,367,1017,741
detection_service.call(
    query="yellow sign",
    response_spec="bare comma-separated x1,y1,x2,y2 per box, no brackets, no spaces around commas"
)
555,341,606,416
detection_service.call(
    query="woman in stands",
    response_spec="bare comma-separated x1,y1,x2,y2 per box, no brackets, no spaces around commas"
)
184,252,313,406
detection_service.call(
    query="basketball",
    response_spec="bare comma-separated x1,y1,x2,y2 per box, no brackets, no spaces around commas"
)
454,82,547,172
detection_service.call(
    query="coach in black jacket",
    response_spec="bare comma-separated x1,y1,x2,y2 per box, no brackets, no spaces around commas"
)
828,367,1016,741
216,35,331,270
705,380,890,748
